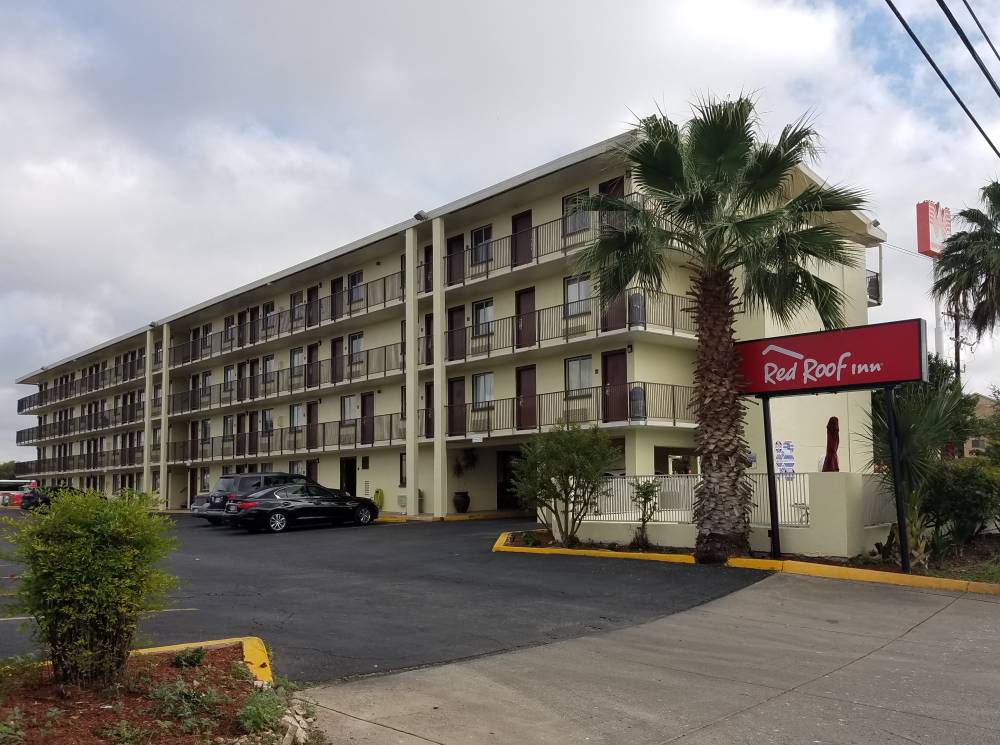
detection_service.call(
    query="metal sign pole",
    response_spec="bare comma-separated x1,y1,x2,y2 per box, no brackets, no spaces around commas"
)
759,395,781,558
884,385,911,573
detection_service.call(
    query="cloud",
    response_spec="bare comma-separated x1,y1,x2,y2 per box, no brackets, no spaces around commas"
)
2,0,1000,461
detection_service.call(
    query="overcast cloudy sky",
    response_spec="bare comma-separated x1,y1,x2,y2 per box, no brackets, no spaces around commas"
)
2,0,999,462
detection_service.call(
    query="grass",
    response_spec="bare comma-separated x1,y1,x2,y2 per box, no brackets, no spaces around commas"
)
172,646,205,668
930,554,1000,583
237,688,288,733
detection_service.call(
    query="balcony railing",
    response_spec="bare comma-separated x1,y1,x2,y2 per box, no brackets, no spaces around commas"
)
445,291,695,361
15,447,145,476
17,358,146,414
16,404,145,445
416,263,433,294
417,335,433,365
169,342,403,415
866,269,882,306
443,381,695,437
168,413,406,463
168,271,405,368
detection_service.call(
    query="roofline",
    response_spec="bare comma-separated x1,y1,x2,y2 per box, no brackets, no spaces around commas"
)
16,133,629,385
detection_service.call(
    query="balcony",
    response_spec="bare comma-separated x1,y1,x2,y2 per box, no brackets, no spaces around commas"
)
15,447,145,477
866,269,882,307
17,358,146,414
441,381,696,438
16,403,145,445
444,291,695,363
169,342,403,416
168,413,407,464
168,271,405,369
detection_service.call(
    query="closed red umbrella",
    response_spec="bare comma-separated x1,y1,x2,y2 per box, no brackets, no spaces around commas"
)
822,416,840,472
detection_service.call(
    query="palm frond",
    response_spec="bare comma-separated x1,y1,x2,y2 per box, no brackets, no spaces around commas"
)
686,96,756,185
740,114,820,211
742,262,849,330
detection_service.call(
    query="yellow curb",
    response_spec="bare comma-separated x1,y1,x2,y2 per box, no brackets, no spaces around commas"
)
492,531,1000,598
375,514,408,523
133,636,272,683
443,511,532,522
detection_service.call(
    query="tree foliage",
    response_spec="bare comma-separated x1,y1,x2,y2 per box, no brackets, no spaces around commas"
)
1,490,176,688
921,459,1000,550
511,424,620,546
629,479,660,550
0,462,14,480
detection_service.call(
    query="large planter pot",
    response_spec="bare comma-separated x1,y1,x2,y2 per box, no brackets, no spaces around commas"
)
453,491,470,514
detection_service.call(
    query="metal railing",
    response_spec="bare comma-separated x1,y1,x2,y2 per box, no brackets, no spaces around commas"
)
167,412,406,463
169,342,403,415
17,358,146,413
587,473,810,528
443,382,695,437
445,291,696,361
15,447,145,476
16,404,145,445
866,269,882,306
168,270,405,367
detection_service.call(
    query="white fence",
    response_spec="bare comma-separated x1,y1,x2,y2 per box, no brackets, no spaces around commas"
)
588,473,810,528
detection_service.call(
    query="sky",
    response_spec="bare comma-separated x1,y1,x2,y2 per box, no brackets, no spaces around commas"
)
2,0,999,462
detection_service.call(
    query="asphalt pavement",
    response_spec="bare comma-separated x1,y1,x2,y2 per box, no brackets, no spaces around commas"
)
0,515,765,683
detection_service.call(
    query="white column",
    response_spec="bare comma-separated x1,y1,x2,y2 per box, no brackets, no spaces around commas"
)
431,217,449,518
159,322,171,508
142,328,154,493
404,227,419,516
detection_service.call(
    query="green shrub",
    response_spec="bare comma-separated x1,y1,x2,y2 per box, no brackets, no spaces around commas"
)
97,720,154,745
921,459,1000,550
150,677,222,734
0,707,23,745
1,490,176,688
237,687,288,733
171,647,205,668
629,479,660,550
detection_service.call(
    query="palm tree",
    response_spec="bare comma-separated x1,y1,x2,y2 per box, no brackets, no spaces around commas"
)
932,181,1000,382
579,97,867,562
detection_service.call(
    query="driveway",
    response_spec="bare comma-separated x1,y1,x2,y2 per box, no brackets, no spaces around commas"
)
0,516,764,682
304,573,1000,744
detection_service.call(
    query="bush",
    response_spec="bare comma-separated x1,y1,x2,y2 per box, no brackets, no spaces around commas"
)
629,479,660,550
921,459,1000,550
150,677,223,734
1,490,176,688
237,687,288,733
172,647,205,668
511,423,620,546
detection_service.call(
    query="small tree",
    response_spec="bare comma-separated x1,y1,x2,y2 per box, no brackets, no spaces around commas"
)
2,490,176,688
921,459,1000,553
629,479,660,549
511,423,620,546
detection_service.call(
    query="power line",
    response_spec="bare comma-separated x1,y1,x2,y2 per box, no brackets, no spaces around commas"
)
884,0,1000,158
960,0,1000,66
937,0,1000,101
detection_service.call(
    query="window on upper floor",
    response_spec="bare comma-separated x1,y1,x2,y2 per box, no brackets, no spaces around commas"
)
472,372,495,409
562,189,590,235
290,347,304,371
564,275,593,317
341,394,360,421
289,403,304,430
223,365,235,391
261,408,274,432
348,271,364,303
472,299,494,336
471,225,492,265
349,333,364,365
290,291,304,322
223,315,236,343
565,355,592,396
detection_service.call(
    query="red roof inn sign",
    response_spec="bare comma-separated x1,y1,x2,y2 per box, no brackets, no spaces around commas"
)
735,319,928,571
736,319,928,397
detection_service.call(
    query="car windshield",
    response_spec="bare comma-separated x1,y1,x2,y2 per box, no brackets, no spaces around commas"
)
212,477,237,493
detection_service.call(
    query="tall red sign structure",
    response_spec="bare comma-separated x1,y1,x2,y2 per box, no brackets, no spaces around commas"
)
916,200,952,257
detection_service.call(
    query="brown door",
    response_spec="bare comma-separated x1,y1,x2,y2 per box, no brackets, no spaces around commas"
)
601,294,627,332
188,421,198,460
602,349,628,422
306,401,319,449
511,210,533,266
249,306,260,344
423,381,434,437
448,378,466,435
237,310,247,347
447,306,466,361
236,412,247,456
446,234,464,285
331,337,345,382
422,313,433,364
306,285,319,326
306,459,319,483
189,469,199,500
237,361,248,401
360,392,375,445
515,287,536,348
249,359,260,399
331,277,344,319
422,245,433,291
248,411,259,455
516,365,536,429
306,343,320,387
599,176,626,233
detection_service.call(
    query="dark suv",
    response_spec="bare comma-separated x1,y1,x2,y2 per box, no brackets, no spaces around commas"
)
193,472,316,525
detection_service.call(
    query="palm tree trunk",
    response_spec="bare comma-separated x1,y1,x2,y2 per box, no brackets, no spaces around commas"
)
691,268,752,562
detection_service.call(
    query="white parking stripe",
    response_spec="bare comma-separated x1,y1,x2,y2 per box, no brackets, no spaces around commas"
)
0,608,198,622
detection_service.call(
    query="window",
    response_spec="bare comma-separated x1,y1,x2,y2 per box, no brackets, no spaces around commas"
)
472,372,495,409
223,315,235,343
400,385,407,418
565,356,592,396
562,189,590,235
154,340,163,366
348,271,364,303
290,347,304,370
222,415,234,440
200,419,211,442
361,456,370,470
262,301,276,331
471,225,492,264
199,467,210,492
288,460,305,476
152,470,160,492
262,354,275,383
260,462,273,473
201,371,212,389
261,409,274,433
222,465,233,475
152,426,161,448
289,403,304,430
341,394,360,421
223,365,235,391
399,452,406,487
153,383,162,407
472,299,494,336
564,275,592,317
247,463,258,473
348,333,364,365
290,291,304,323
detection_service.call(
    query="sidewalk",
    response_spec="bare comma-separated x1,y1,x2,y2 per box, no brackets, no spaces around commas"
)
304,573,1000,744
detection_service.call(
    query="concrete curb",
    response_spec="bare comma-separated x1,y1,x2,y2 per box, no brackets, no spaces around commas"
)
133,636,273,682
492,531,1000,597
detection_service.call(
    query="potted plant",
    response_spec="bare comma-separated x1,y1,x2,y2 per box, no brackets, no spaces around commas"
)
452,449,477,513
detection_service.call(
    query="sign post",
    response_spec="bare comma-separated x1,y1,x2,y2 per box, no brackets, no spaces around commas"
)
736,319,928,570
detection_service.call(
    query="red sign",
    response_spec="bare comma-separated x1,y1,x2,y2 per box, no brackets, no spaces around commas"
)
916,200,951,257
737,319,927,396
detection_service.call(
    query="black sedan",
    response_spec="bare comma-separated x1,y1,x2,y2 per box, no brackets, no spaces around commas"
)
223,482,379,533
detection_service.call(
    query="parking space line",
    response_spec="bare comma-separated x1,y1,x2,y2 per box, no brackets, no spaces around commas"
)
0,608,198,622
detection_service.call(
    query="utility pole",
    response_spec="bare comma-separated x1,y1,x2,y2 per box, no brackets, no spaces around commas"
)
944,307,967,386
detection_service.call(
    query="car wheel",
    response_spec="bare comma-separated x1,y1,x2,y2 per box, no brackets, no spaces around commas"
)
207,517,222,526
354,506,374,526
267,512,289,533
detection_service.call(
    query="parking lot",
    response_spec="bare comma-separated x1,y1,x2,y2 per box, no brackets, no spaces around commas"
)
0,516,765,683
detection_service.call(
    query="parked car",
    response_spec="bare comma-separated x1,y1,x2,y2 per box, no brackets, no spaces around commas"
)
224,482,379,533
193,472,316,525
20,485,83,510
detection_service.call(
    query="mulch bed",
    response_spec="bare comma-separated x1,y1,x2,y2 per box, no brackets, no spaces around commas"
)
0,644,255,744
504,529,694,555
